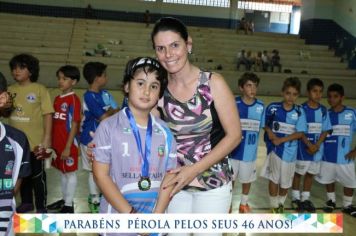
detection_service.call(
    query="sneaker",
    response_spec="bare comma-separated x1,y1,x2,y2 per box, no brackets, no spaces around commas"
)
291,199,303,212
323,200,336,213
239,204,251,213
16,203,34,213
36,208,48,213
278,204,284,213
89,202,100,213
60,205,74,213
271,207,279,213
302,200,316,213
47,199,65,210
342,205,356,217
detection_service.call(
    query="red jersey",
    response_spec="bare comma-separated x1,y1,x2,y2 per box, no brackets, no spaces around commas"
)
52,92,81,172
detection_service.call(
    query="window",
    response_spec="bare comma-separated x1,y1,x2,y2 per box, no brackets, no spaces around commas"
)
238,1,292,13
163,0,230,8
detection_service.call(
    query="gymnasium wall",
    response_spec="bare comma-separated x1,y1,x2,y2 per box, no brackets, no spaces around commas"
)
0,0,289,33
334,0,356,37
300,0,356,46
1,0,355,44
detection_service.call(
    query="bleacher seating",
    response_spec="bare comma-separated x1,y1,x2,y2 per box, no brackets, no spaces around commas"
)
1,13,355,98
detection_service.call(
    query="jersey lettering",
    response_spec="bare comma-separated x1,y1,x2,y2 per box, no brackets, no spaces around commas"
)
122,142,130,157
53,112,66,120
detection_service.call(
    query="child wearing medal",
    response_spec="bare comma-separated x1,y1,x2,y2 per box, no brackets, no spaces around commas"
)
93,57,177,216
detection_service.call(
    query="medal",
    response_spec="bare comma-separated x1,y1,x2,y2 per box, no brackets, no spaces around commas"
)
138,176,151,191
125,107,153,191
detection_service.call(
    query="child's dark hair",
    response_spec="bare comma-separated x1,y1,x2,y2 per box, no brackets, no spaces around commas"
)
307,78,323,91
0,72,7,93
9,53,39,82
238,72,260,88
327,83,344,96
282,77,301,93
83,62,107,84
151,17,188,49
56,65,80,82
123,57,168,98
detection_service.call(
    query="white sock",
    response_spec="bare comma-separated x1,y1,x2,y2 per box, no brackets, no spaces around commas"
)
343,196,353,208
88,172,100,203
61,172,66,200
292,190,300,200
301,191,310,202
64,172,77,207
240,194,249,205
279,195,287,205
326,192,336,202
270,196,279,208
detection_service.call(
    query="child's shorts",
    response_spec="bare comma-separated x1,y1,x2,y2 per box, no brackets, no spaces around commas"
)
295,160,320,175
229,159,257,183
260,151,296,189
315,161,356,188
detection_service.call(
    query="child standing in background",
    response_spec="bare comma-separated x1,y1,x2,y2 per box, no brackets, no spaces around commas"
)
261,77,307,213
8,53,54,213
230,72,264,213
47,65,81,213
316,83,356,217
291,78,331,213
93,57,177,219
0,72,31,236
80,62,119,213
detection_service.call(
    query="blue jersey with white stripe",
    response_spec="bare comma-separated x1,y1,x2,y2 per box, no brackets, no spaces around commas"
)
297,103,331,161
264,102,307,162
230,97,264,162
80,90,118,145
323,107,356,164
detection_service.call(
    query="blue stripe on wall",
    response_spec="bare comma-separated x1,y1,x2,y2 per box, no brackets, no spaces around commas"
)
269,23,289,34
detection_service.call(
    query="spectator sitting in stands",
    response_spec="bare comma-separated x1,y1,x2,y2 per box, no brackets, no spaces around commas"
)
262,50,271,72
237,49,251,71
254,51,263,72
247,20,255,35
271,49,282,73
237,17,248,34
246,51,254,70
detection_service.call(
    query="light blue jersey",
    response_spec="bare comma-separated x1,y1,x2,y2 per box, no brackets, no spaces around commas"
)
297,103,332,161
230,97,264,162
80,90,118,145
264,102,307,163
323,106,356,164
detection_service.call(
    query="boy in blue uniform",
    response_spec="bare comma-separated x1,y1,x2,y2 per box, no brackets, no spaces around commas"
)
315,83,356,217
261,77,307,213
79,62,119,213
291,78,331,212
230,72,264,213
